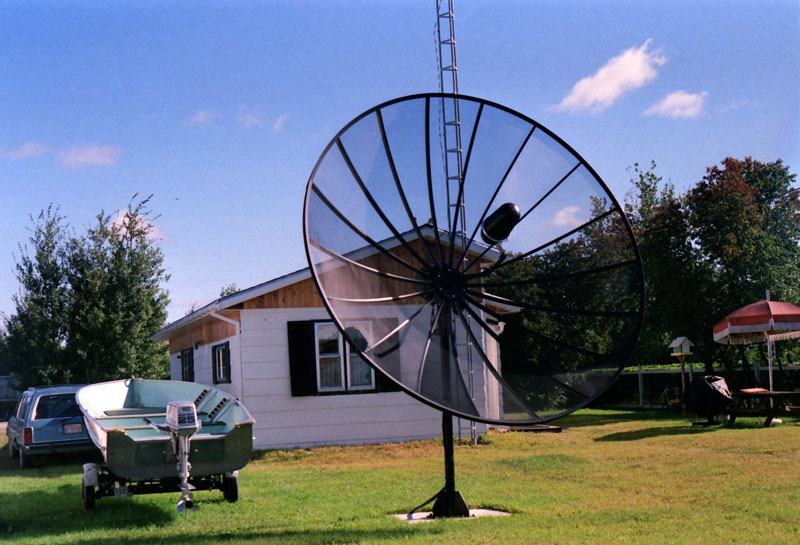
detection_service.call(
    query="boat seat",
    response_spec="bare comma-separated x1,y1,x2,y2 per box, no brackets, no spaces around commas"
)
207,397,232,422
102,407,166,417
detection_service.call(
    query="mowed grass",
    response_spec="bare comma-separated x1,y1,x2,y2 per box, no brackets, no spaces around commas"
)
2,410,799,544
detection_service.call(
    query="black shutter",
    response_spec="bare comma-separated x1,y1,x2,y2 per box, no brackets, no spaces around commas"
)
181,348,194,382
223,342,231,383
287,321,318,396
374,318,402,393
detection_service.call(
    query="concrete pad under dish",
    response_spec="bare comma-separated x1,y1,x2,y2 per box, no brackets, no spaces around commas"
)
393,509,511,523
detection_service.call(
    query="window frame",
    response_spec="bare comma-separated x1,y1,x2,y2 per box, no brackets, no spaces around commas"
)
314,322,346,392
212,341,232,385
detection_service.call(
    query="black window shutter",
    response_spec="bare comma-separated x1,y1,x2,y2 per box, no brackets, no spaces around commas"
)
223,343,231,383
181,348,194,382
375,368,402,392
287,321,318,396
374,318,402,393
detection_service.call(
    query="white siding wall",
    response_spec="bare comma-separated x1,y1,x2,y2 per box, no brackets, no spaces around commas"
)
169,336,240,401
170,307,489,450
239,307,485,450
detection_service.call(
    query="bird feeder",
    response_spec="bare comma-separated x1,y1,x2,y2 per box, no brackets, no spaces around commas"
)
669,337,694,395
669,337,694,357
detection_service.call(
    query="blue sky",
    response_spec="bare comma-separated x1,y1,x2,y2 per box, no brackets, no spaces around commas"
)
1,0,798,323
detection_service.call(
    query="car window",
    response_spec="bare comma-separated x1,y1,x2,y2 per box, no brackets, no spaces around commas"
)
17,395,32,419
33,394,82,420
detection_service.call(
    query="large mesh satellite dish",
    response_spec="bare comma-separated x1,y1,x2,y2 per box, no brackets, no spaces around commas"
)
303,93,644,429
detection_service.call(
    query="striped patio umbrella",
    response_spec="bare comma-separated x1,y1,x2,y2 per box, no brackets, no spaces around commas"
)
713,299,800,391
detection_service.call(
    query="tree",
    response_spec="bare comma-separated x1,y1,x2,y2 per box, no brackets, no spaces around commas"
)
1,196,171,389
1,207,72,385
65,196,170,383
685,157,800,371
687,157,800,307
219,283,239,297
623,161,711,367
625,157,800,371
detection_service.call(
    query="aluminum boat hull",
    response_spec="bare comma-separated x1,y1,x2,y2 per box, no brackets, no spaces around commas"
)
77,378,255,480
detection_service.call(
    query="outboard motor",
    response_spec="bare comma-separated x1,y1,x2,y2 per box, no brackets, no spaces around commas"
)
151,401,202,512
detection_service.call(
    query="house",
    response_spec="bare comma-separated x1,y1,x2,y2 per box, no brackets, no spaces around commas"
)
151,229,506,450
0,356,18,420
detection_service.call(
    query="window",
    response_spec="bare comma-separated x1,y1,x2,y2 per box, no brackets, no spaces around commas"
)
16,394,32,420
180,347,194,382
213,342,231,384
288,320,400,397
34,394,82,420
313,322,375,392
315,323,344,391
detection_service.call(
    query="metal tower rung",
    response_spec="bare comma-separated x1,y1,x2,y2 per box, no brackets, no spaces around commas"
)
444,121,460,126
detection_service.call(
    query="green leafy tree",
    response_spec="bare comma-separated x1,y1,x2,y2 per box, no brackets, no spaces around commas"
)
685,157,800,372
687,157,800,307
1,207,72,385
65,196,170,383
623,161,712,368
626,157,799,372
219,283,239,297
1,196,170,389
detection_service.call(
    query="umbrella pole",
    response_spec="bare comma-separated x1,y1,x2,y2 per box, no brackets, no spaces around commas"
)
767,335,774,407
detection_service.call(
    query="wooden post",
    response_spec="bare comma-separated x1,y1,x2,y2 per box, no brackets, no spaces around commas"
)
680,355,686,394
638,365,644,408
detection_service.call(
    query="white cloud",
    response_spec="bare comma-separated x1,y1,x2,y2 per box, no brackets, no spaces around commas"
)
645,91,708,118
57,145,120,169
186,109,217,126
1,142,48,160
553,39,667,114
273,113,289,132
550,206,583,228
238,107,264,129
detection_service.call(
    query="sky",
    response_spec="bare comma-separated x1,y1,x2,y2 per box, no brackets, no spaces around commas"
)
1,0,798,324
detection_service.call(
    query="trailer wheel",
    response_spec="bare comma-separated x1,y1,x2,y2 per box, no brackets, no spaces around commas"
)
222,473,238,503
82,476,96,511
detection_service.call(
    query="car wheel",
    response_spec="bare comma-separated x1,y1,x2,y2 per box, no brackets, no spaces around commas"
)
18,448,32,469
82,476,96,511
222,473,238,503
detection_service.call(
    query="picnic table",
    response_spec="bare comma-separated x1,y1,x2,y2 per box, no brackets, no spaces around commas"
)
726,388,800,426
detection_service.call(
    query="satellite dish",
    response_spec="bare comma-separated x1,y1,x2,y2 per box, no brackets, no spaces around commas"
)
303,93,644,428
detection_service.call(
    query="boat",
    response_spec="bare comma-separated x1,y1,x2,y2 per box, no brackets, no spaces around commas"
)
76,377,255,511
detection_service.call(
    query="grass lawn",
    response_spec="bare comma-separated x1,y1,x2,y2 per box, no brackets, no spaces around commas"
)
2,409,799,544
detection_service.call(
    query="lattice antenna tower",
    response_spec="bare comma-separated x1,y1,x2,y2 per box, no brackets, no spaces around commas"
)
436,0,463,228
436,0,478,445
